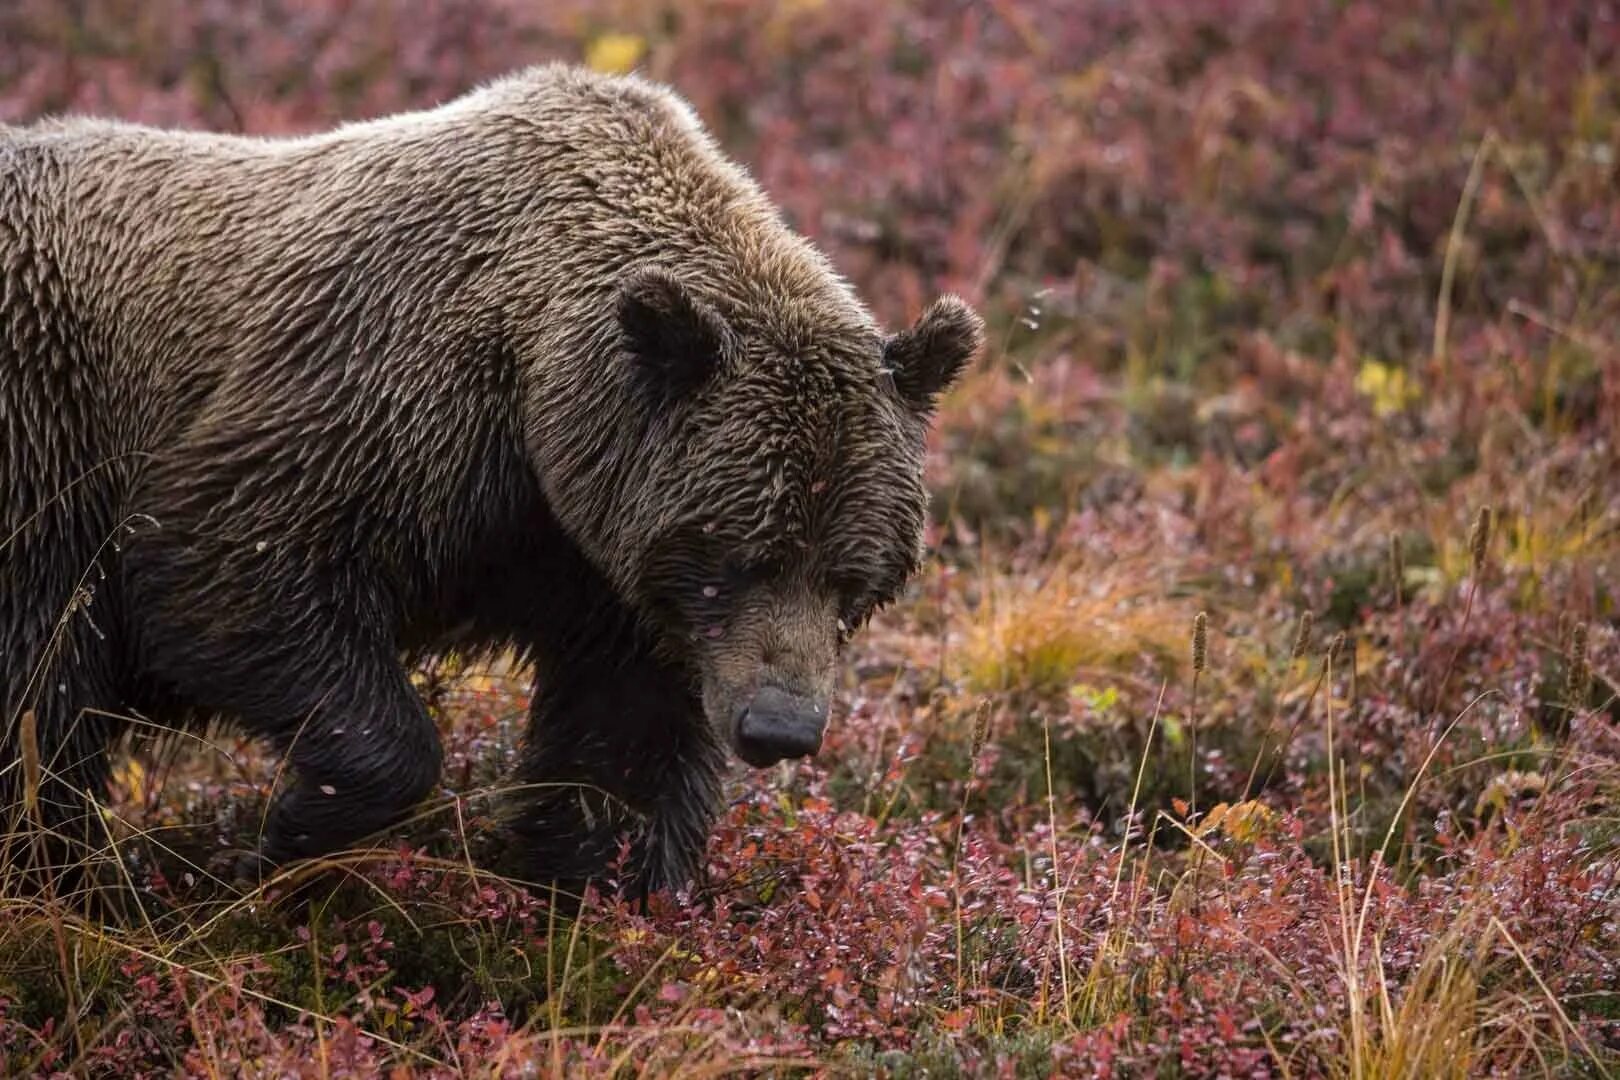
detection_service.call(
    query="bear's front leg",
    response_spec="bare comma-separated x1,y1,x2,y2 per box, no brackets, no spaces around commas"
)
510,638,722,900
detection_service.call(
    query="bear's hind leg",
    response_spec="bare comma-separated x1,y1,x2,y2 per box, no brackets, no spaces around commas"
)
135,596,444,870
247,656,445,869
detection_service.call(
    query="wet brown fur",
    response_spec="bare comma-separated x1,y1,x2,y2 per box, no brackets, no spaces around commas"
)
0,65,982,895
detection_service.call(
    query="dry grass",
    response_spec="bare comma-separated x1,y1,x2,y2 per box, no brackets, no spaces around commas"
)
957,557,1188,700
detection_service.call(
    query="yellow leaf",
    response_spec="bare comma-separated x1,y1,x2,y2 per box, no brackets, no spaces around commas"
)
1354,358,1419,417
586,33,646,75
112,757,147,802
1218,799,1274,842
1195,802,1230,837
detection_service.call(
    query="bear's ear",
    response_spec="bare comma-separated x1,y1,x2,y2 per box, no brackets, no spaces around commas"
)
617,266,733,398
882,295,985,413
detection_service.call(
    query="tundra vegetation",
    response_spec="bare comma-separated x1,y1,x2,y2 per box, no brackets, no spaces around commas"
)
1,1,1617,1076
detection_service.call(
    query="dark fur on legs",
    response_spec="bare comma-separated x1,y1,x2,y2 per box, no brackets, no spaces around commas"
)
509,611,721,902
118,450,454,865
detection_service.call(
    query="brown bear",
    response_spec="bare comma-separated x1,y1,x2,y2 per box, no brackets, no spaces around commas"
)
0,64,982,896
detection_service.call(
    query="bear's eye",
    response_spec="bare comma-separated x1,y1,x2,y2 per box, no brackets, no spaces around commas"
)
836,597,882,646
831,573,888,640
722,552,784,587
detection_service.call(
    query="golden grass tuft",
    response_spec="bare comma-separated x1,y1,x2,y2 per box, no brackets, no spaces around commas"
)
956,558,1187,698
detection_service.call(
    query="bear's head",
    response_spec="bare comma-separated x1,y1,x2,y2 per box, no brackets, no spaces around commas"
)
535,264,982,768
619,266,982,766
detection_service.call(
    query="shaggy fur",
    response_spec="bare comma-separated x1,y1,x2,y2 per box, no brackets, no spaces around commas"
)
0,64,982,895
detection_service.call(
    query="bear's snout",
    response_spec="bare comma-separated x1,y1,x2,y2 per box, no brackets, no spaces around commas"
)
734,685,826,767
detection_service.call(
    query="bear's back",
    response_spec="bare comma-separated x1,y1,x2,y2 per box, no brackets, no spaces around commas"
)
0,64,874,545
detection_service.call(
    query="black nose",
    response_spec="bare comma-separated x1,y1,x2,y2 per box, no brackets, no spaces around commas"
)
735,686,826,767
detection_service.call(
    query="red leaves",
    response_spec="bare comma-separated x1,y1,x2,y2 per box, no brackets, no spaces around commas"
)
394,984,436,1014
